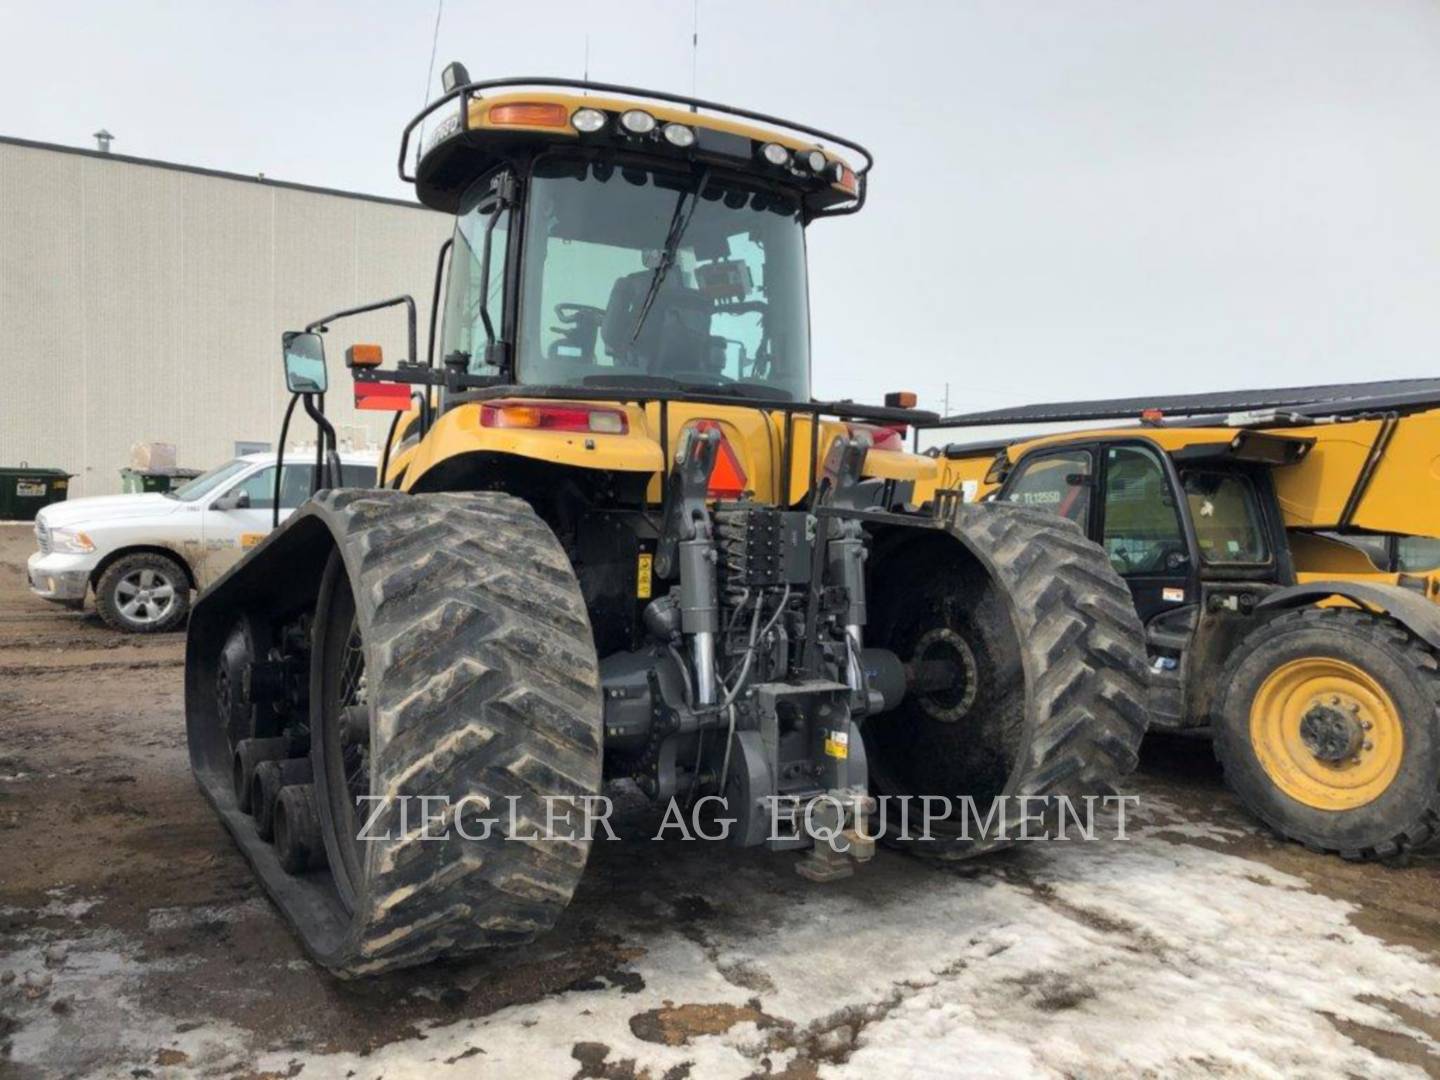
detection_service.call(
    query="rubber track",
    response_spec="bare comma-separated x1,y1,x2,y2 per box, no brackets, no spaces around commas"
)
318,490,602,976
909,502,1150,859
1214,606,1440,860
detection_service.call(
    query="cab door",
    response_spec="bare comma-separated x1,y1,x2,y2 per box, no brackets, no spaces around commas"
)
1098,443,1194,623
201,465,279,587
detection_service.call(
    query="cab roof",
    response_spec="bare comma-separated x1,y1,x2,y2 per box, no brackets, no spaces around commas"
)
1000,425,1313,469
402,77,870,217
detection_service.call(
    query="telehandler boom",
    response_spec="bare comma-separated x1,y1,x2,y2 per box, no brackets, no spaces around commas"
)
186,71,1148,976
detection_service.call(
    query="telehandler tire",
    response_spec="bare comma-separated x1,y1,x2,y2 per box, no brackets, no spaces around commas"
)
1214,607,1440,859
866,503,1149,859
306,490,603,976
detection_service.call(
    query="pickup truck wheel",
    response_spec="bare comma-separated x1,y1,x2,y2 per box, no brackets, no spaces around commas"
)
95,552,191,634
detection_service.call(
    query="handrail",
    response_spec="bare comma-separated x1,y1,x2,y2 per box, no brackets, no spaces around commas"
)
398,76,873,213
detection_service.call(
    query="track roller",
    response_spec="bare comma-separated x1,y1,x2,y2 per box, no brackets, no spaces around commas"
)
274,784,327,874
252,758,314,841
233,737,289,813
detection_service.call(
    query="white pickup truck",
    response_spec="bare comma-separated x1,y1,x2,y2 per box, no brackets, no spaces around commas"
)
28,452,377,632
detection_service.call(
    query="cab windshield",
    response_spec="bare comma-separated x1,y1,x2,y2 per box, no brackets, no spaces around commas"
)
517,157,811,401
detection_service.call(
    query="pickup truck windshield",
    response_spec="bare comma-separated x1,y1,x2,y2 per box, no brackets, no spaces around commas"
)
167,459,250,502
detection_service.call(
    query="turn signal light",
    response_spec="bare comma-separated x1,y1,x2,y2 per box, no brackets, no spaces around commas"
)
488,102,571,128
345,343,384,368
480,400,629,434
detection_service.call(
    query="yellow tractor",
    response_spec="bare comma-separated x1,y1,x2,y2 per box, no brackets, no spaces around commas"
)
923,380,1440,859
184,71,1149,976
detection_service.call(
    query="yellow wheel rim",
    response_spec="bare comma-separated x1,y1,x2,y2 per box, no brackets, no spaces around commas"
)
1249,657,1403,810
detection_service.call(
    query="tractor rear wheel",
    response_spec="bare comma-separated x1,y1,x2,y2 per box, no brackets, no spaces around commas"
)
307,490,603,976
1214,607,1440,859
866,503,1150,859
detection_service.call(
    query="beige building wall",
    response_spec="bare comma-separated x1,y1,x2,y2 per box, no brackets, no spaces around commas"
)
0,138,452,496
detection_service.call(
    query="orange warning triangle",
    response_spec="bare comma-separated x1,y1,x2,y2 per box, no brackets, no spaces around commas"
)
694,420,748,498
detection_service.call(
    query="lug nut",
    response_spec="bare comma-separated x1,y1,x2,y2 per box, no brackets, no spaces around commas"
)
1363,741,1373,751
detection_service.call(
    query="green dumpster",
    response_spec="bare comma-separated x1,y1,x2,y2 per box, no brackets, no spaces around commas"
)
119,467,204,494
0,464,72,521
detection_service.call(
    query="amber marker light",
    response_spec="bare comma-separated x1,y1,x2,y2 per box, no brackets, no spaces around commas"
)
488,102,571,128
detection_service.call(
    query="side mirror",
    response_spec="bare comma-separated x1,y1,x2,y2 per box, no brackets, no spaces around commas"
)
282,331,328,394
214,489,250,511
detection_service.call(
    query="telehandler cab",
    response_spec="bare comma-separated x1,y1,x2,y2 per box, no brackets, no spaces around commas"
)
186,70,1148,976
923,379,1440,860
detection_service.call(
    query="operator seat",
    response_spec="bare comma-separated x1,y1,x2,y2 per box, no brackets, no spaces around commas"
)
600,270,714,373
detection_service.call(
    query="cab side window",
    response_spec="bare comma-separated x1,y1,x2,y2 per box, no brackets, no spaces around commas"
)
440,178,511,377
1005,450,1093,527
1183,471,1271,564
1101,446,1186,575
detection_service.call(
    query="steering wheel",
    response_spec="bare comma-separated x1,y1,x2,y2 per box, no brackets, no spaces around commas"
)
668,370,736,387
554,303,604,325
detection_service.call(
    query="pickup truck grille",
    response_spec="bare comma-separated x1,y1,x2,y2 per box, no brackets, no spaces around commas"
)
35,520,51,555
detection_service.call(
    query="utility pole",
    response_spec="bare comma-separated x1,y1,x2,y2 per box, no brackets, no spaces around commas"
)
942,382,950,416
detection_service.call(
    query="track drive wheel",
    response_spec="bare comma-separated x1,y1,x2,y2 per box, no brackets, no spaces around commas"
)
1214,607,1440,859
866,502,1150,859
307,490,603,976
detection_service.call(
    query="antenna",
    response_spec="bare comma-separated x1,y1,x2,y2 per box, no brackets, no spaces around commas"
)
413,0,446,171
690,0,699,109
584,34,590,85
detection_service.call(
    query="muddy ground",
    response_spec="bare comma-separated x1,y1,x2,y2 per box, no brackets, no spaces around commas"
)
1,523,1437,1079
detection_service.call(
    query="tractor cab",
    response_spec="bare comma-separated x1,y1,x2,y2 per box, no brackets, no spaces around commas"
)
309,75,942,508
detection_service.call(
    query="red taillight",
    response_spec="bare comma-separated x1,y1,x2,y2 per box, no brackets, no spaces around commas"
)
692,420,749,498
480,400,628,434
847,422,906,452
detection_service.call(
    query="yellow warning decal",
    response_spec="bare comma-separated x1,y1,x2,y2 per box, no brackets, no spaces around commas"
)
824,730,849,759
240,533,266,549
636,552,653,599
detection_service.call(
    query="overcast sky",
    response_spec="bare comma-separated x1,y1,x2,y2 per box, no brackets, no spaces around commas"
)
5,0,1440,428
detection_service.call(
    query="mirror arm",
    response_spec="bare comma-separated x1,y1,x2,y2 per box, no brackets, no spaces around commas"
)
302,393,342,492
274,393,300,528
305,295,419,366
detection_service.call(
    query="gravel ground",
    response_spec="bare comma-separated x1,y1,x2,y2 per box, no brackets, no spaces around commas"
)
1,523,1438,1079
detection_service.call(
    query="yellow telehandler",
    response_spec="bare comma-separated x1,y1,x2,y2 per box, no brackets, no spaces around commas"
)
184,70,1149,976
923,380,1440,859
